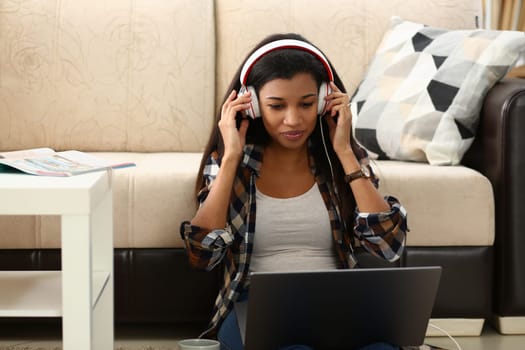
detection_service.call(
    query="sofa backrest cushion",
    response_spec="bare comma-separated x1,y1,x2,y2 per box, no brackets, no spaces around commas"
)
215,0,482,105
0,0,215,152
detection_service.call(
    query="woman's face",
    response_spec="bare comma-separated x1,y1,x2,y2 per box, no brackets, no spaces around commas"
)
258,72,319,151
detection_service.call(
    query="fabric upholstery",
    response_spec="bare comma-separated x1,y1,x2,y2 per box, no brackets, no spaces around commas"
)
0,155,493,249
215,0,482,105
374,161,494,246
0,153,202,249
0,0,215,152
0,0,489,250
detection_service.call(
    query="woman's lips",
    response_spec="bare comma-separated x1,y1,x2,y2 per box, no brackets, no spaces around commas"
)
281,130,304,140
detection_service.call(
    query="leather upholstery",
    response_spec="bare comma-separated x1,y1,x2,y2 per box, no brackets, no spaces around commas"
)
470,79,525,316
405,247,493,318
0,248,220,325
0,247,490,322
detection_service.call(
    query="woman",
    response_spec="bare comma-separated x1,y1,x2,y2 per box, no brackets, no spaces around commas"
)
180,33,408,350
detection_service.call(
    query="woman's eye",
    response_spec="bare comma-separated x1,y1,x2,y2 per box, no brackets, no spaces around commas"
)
302,102,314,108
268,104,283,109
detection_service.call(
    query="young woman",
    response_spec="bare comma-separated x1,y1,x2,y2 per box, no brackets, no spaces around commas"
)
180,33,408,350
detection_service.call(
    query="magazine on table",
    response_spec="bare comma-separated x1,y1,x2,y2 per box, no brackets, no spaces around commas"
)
0,148,135,177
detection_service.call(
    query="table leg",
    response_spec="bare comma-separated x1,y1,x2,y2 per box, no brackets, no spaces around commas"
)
92,190,114,350
61,189,114,350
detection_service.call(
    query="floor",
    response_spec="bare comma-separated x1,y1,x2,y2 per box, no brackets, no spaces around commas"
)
0,320,524,350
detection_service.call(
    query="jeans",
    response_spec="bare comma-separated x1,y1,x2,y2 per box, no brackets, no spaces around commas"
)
217,306,400,350
217,308,244,350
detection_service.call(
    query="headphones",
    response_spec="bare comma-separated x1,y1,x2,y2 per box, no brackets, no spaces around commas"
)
239,39,334,119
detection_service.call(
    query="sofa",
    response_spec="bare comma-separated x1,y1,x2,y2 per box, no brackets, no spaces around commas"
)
0,0,523,337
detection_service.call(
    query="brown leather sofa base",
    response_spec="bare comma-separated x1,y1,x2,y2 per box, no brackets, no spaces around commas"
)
356,246,493,318
0,248,220,326
404,247,493,318
465,78,525,317
0,246,491,323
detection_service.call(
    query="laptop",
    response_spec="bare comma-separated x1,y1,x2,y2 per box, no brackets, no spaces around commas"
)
235,266,442,350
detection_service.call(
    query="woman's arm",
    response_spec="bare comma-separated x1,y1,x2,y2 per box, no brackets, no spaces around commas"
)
180,89,251,270
324,82,407,261
190,154,240,230
354,197,407,262
324,82,390,212
190,89,251,229
180,153,240,271
337,149,390,212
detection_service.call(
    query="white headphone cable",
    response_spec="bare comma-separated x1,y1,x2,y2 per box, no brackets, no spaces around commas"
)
427,322,462,350
319,116,335,183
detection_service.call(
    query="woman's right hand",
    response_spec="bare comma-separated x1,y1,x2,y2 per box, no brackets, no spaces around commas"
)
219,89,251,160
189,90,251,231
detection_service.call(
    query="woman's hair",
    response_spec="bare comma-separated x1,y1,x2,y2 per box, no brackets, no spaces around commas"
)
196,33,364,230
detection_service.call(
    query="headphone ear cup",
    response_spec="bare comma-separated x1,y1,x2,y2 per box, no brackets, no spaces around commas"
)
317,82,332,115
240,85,260,119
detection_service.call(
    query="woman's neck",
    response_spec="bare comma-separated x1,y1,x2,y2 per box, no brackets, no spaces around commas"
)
262,143,310,172
257,143,315,198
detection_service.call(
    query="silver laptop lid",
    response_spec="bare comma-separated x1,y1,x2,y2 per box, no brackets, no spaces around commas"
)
241,266,441,350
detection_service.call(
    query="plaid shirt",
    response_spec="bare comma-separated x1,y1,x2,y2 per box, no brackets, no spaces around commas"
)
180,143,407,337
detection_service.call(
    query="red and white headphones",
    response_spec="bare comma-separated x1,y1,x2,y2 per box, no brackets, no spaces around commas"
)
239,39,334,119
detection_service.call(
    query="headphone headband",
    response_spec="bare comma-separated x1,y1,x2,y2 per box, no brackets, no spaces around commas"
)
239,39,334,85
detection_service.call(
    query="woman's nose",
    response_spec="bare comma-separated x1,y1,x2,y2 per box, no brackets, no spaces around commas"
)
283,107,302,125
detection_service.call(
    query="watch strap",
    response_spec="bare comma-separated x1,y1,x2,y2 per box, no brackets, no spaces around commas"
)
344,168,367,183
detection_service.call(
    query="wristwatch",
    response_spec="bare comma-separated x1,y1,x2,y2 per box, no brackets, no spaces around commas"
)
344,165,371,183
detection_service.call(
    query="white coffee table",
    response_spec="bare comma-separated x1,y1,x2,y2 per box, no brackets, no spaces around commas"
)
0,171,114,350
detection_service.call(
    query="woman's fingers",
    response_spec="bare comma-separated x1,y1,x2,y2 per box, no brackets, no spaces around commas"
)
324,82,350,116
238,118,250,140
330,81,341,93
322,82,354,152
219,90,252,135
218,89,253,157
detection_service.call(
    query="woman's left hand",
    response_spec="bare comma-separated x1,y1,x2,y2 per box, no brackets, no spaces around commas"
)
323,82,354,156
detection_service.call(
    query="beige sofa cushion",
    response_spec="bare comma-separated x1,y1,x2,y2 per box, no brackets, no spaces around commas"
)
215,0,482,104
0,155,493,249
0,0,493,252
374,161,494,246
99,153,202,248
0,153,202,249
0,0,215,153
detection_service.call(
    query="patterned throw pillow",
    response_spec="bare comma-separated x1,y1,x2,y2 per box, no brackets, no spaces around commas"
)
351,17,525,165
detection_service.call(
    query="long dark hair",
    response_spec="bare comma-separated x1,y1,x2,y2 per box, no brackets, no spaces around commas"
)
196,33,365,228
